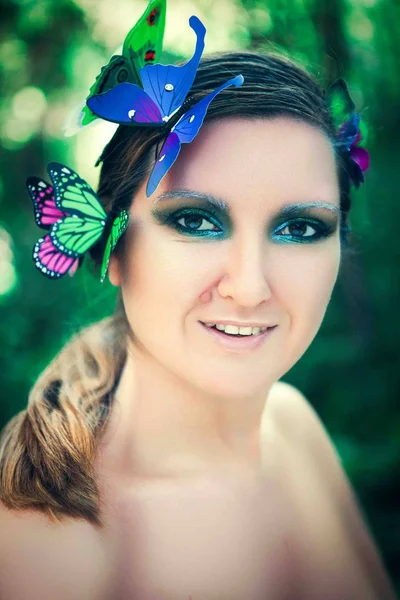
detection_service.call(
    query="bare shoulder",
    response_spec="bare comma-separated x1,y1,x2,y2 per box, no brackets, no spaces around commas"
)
0,501,111,600
269,381,398,600
268,380,327,445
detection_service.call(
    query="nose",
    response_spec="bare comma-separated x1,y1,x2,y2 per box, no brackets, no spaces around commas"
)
217,234,273,307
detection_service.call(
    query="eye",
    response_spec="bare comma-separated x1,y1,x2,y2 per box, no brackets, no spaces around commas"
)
160,208,223,236
175,213,220,232
276,220,322,238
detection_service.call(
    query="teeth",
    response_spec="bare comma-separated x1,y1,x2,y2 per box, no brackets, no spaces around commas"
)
204,323,267,336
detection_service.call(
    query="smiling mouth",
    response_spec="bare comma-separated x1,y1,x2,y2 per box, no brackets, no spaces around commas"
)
198,321,277,350
203,325,267,337
199,322,276,336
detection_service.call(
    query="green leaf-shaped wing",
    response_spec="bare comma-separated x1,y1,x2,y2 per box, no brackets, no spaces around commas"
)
46,162,107,257
51,216,106,256
47,162,107,221
81,0,167,128
100,210,130,283
326,78,356,131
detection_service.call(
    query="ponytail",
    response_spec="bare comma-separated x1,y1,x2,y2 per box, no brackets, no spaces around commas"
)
0,309,127,527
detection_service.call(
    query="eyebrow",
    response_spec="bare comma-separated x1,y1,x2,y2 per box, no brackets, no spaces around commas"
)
152,189,343,217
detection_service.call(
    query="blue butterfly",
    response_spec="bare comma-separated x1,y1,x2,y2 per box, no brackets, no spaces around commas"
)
86,15,244,196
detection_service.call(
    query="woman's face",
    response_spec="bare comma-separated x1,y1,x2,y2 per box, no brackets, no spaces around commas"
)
109,117,341,399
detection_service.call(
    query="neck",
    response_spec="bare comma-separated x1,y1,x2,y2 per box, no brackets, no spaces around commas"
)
99,345,276,480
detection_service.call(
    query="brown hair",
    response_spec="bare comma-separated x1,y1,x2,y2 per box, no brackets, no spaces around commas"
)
0,50,355,526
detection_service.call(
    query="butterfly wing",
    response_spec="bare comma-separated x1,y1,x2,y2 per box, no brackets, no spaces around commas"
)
146,75,244,196
347,158,365,190
47,162,107,222
100,210,130,283
350,146,370,173
50,216,106,256
326,78,356,131
80,0,167,129
146,132,181,197
140,15,206,120
47,162,107,255
81,56,136,129
172,75,244,142
122,0,166,82
86,82,163,125
33,234,80,279
26,177,66,229
336,112,361,150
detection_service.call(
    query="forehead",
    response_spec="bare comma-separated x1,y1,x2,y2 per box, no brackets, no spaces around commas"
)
166,117,339,206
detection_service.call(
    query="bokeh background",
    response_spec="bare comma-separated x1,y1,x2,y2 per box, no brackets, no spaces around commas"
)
0,0,399,591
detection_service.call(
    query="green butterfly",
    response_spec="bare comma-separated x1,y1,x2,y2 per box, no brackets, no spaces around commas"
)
47,162,129,282
80,0,167,129
326,78,369,145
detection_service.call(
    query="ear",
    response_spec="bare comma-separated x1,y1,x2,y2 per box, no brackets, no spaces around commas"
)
107,253,122,287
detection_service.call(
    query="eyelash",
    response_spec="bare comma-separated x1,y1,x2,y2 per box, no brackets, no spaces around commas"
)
160,208,335,243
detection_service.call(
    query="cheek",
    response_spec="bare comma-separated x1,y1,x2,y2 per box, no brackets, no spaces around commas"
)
302,246,340,309
281,250,339,302
277,243,341,347
120,226,206,327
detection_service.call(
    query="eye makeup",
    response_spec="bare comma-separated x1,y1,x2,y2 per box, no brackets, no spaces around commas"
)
151,189,340,244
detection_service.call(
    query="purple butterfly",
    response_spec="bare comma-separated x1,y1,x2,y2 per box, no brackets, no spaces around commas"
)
26,177,80,279
86,15,244,196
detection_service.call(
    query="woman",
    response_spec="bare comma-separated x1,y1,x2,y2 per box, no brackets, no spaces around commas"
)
0,11,397,600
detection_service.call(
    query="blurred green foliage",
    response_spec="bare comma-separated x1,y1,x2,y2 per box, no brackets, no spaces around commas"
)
0,0,399,591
